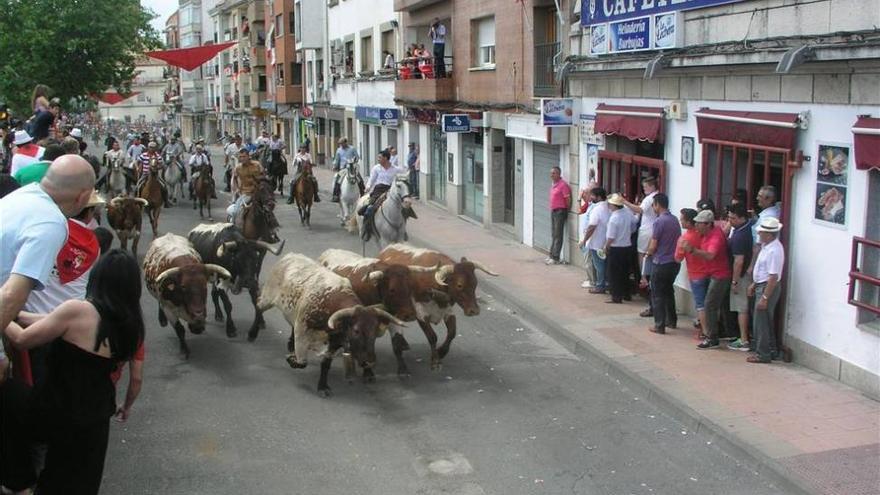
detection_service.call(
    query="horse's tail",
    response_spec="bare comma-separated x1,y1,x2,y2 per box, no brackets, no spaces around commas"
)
347,213,359,234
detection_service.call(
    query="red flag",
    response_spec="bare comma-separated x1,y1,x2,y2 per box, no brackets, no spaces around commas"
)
145,42,237,71
95,92,140,105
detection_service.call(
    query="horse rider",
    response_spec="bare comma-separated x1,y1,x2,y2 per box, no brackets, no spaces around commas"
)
98,140,132,192
358,149,408,237
162,134,187,180
331,137,363,202
188,144,217,199
227,147,265,221
268,134,288,193
135,141,172,207
224,134,242,192
286,144,321,204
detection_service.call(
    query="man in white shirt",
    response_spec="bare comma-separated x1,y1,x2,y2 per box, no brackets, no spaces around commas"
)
429,18,447,77
126,137,144,168
747,217,785,363
623,176,659,316
604,193,637,303
10,130,45,176
224,135,242,192
188,144,216,199
579,187,610,294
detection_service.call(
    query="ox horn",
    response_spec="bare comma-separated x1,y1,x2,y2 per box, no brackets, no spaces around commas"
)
409,262,441,273
254,238,285,256
204,264,232,280
434,264,454,286
371,306,406,327
110,196,123,207
134,198,149,207
154,266,181,287
217,241,237,258
470,260,499,277
365,270,384,283
327,306,359,331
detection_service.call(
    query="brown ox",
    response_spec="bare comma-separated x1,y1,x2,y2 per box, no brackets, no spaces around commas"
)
106,195,149,255
258,253,404,397
378,243,498,370
318,248,436,376
143,233,231,358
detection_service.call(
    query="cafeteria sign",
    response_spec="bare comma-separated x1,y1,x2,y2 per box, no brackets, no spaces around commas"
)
590,11,683,55
541,99,575,127
582,0,744,25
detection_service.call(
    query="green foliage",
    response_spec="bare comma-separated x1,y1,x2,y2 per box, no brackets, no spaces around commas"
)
0,0,162,116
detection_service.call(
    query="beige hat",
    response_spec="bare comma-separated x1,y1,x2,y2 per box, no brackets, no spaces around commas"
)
86,190,106,208
694,210,715,223
756,217,783,233
607,193,624,207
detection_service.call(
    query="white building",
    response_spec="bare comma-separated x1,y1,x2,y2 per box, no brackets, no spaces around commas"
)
98,58,167,124
566,0,880,397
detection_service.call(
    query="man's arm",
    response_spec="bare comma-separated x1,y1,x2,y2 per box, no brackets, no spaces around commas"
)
579,225,596,247
731,254,745,292
0,275,35,335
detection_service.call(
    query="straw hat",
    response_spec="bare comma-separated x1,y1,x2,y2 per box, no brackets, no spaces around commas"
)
694,210,715,223
86,191,106,208
756,217,783,233
607,193,624,207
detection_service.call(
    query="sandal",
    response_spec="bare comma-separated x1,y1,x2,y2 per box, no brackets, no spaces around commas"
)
746,356,771,364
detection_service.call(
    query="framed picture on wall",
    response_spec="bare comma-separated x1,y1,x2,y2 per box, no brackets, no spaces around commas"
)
813,142,850,228
681,136,694,166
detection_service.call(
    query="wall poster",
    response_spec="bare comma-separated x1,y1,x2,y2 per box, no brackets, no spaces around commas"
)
814,142,850,227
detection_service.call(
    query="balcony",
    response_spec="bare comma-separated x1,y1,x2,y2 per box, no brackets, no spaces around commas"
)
394,0,445,11
394,57,454,104
534,42,560,97
275,85,303,105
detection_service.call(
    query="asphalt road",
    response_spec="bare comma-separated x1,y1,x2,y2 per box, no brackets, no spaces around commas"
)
98,146,796,495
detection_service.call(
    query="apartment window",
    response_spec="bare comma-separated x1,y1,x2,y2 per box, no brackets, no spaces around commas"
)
380,29,395,69
275,14,283,37
289,12,295,36
360,35,373,73
291,62,302,85
473,16,496,67
295,3,302,43
258,74,267,92
344,40,354,74
275,64,285,86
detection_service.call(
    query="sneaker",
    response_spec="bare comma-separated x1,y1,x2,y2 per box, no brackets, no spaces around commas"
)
728,338,750,351
639,308,653,318
697,338,720,349
720,336,737,342
581,281,594,289
545,258,560,265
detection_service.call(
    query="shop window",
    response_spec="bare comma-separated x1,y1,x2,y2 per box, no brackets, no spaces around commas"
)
702,143,786,213
597,150,665,202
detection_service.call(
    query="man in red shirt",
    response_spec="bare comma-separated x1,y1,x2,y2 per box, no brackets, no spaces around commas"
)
683,210,732,349
675,208,709,338
546,166,571,265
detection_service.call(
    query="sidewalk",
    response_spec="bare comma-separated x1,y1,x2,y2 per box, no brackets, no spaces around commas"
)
312,167,879,495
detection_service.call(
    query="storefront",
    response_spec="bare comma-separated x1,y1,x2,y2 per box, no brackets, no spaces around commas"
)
461,131,484,222
356,106,400,176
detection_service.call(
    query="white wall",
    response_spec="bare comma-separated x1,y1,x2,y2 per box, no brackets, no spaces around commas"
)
576,95,880,375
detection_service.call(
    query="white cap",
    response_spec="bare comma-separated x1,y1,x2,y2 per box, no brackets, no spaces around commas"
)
13,130,33,146
70,128,83,139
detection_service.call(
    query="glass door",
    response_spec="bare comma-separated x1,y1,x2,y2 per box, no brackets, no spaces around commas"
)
430,126,446,202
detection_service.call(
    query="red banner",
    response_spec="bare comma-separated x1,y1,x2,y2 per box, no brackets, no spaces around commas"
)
145,42,237,71
95,92,140,105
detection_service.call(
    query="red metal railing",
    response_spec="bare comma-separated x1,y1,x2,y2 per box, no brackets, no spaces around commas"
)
849,236,880,316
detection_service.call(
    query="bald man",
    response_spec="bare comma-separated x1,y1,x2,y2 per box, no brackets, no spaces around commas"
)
0,154,95,383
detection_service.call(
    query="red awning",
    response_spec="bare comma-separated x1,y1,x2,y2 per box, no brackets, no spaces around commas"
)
145,42,237,71
853,117,880,171
695,109,801,150
594,104,665,143
94,92,140,105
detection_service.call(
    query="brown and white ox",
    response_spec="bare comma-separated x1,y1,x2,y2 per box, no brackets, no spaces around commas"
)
258,253,404,397
318,248,437,376
143,233,232,358
378,243,498,370
106,195,149,255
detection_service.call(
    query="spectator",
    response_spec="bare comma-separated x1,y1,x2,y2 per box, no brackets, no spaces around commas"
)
407,143,420,199
577,182,599,288
623,177,659,318
603,193,636,303
10,130,45,176
580,187,610,294
429,18,447,77
546,166,571,265
675,208,709,338
726,203,754,351
389,145,399,168
93,226,114,254
29,101,61,142
62,136,81,155
645,193,681,334
383,50,395,69
687,210,732,349
13,142,65,186
3,249,145,493
31,85,51,115
747,217,784,363
0,174,20,198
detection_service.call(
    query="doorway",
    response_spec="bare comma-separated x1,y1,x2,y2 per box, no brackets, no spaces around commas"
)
503,137,515,225
430,126,447,202
462,132,484,222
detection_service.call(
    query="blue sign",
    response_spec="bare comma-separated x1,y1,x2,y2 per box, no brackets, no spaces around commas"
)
582,0,743,26
442,114,471,133
356,106,399,127
609,16,652,53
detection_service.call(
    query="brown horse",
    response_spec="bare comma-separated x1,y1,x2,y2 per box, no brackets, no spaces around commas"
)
193,164,214,220
139,157,164,236
293,163,314,228
240,178,280,244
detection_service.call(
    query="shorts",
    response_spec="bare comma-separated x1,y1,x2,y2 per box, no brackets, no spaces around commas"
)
690,277,710,312
637,229,652,254
729,274,750,313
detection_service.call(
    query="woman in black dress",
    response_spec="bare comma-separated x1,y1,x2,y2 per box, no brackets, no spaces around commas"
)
4,249,145,494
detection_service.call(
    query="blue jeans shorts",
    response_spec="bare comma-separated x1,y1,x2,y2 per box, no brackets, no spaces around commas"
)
690,277,709,312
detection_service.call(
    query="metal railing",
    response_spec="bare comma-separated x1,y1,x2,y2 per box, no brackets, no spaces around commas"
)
849,236,880,316
534,42,560,96
395,56,453,80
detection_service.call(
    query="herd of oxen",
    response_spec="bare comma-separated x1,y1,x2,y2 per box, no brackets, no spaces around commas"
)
106,185,498,397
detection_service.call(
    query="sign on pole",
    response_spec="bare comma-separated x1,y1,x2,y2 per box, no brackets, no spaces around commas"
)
442,114,472,133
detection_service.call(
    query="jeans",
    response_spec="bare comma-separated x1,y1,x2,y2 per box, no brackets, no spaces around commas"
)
607,246,631,302
409,167,419,197
753,282,780,361
433,43,446,77
550,208,566,261
704,277,732,341
651,262,680,330
227,194,251,219
690,277,710,311
590,249,607,289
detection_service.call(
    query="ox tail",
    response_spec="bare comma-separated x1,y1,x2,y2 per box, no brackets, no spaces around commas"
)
255,280,279,312
346,214,359,234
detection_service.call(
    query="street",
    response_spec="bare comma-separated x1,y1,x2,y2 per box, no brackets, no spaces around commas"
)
97,147,796,495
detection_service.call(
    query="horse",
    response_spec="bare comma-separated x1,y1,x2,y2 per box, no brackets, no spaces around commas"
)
267,148,287,196
163,151,184,205
293,162,314,228
139,157,164,236
353,175,417,254
105,154,127,197
338,159,362,229
193,163,214,220
240,178,281,244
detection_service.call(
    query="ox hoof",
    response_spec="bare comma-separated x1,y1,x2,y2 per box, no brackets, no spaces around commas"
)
317,387,333,398
286,355,306,369
214,313,224,323
226,327,238,339
362,369,376,383
180,348,191,360
430,360,443,371
437,346,451,359
247,329,259,342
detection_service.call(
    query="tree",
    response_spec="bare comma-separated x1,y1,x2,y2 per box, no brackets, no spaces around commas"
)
0,0,162,117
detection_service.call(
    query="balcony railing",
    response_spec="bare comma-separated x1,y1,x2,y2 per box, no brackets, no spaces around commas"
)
534,42,560,97
394,56,454,103
395,56,453,80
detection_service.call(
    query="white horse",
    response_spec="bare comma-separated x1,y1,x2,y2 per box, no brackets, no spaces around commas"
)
163,152,184,204
105,154,128,197
339,160,362,229
352,175,416,253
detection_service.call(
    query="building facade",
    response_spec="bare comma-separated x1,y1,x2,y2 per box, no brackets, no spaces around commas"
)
265,0,304,154
97,57,169,124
